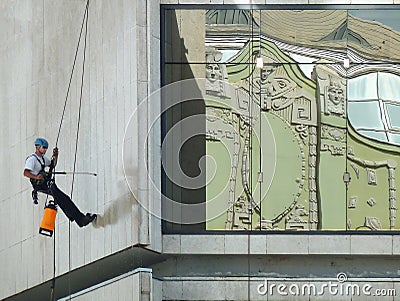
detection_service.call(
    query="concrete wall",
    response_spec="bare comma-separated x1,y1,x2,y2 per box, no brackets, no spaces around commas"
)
0,0,161,299
160,235,400,300
162,278,399,300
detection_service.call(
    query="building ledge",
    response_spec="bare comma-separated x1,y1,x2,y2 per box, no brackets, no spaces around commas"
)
5,245,165,301
163,234,400,255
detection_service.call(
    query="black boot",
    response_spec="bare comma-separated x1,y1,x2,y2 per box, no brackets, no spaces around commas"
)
76,213,97,227
32,190,38,205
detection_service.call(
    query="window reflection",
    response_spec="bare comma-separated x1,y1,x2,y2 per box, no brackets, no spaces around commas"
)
358,130,388,142
348,73,378,100
389,133,400,144
348,72,400,145
163,8,400,232
348,102,383,130
378,73,400,101
387,103,400,129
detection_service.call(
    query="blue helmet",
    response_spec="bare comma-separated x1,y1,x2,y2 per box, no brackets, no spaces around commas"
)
34,137,49,148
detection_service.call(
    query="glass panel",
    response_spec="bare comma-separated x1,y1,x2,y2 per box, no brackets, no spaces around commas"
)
347,73,378,100
388,133,400,145
386,103,400,129
297,63,316,80
206,9,259,82
164,63,206,85
162,8,400,232
220,49,241,63
259,10,347,64
162,64,207,231
357,130,388,143
164,9,207,63
378,72,400,101
348,101,384,130
348,10,400,63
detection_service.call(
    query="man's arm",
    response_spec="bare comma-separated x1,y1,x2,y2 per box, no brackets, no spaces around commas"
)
50,147,58,168
23,169,43,180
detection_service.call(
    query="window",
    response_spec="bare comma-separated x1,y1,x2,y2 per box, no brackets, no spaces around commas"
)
162,7,400,232
348,72,400,145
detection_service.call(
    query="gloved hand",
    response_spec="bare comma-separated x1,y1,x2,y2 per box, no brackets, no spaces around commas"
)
53,147,59,157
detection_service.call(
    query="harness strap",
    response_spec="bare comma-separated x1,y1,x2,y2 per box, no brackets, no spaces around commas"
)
33,154,46,171
26,153,46,172
27,154,49,190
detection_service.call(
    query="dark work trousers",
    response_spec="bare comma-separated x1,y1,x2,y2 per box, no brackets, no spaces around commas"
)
32,181,85,223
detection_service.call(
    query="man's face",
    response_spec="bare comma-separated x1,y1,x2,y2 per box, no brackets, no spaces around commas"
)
37,145,48,155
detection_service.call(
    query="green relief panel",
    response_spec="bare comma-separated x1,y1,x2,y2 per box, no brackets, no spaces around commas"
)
318,150,346,230
206,142,232,230
204,35,315,231
205,109,306,230
260,113,306,230
347,127,399,230
205,104,262,230
314,65,347,230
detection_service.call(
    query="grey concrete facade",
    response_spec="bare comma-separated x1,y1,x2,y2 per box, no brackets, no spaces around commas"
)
2,1,400,300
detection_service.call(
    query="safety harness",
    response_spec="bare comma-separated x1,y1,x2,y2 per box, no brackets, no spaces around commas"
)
27,154,54,204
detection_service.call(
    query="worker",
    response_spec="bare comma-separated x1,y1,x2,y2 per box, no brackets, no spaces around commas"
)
24,138,97,227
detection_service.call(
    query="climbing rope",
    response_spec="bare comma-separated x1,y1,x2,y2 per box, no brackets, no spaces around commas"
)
70,0,89,198
55,0,90,148
49,1,90,300
68,1,89,299
68,0,89,300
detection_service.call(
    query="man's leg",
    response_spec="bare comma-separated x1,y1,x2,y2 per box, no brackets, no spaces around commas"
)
49,182,96,227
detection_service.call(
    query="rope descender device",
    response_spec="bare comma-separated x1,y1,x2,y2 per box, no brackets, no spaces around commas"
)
39,200,57,237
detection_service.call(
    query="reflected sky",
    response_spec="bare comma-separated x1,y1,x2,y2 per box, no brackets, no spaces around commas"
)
348,71,400,145
348,101,384,130
348,73,378,100
389,133,400,145
349,10,400,32
387,103,400,129
378,73,400,101
287,53,315,79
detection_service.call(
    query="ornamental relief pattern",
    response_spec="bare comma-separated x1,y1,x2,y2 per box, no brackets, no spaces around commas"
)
202,39,400,231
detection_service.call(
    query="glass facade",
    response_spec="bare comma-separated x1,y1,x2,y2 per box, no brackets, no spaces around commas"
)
161,7,400,232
